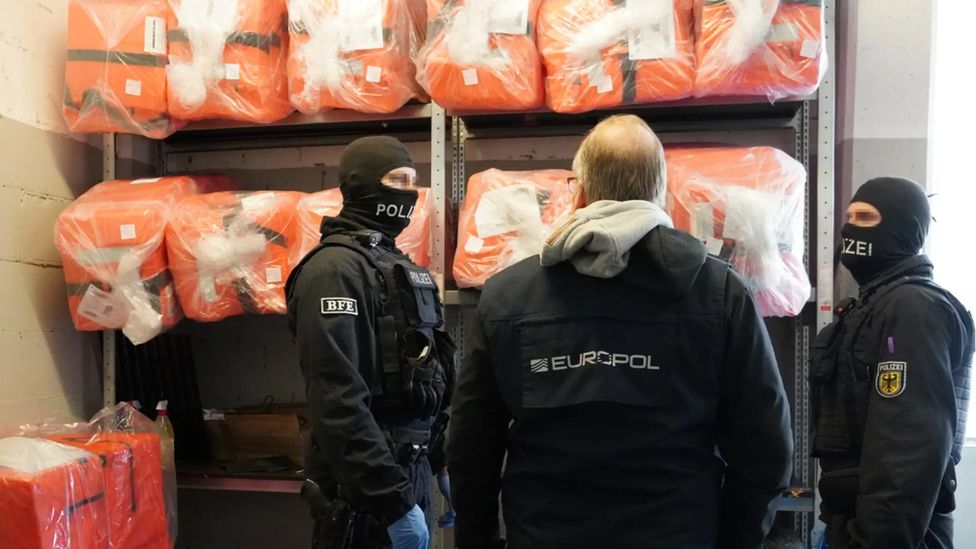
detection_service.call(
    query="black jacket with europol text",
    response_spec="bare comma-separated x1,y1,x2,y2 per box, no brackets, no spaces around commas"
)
448,225,794,549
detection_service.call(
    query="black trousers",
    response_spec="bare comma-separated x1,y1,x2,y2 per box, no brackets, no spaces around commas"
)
824,512,954,549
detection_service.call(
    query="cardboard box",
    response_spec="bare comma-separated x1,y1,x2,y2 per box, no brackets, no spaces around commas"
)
204,404,310,468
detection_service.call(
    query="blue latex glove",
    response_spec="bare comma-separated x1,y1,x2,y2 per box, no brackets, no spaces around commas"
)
436,472,455,528
387,504,429,549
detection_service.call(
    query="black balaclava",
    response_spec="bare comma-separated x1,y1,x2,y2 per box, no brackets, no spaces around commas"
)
335,136,418,239
840,176,930,285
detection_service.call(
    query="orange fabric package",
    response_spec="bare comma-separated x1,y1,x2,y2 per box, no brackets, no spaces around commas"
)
167,0,293,123
0,437,109,549
54,177,228,345
64,0,182,138
665,145,810,317
538,0,696,114
292,188,432,267
45,434,169,549
417,0,545,112
693,0,826,100
167,191,303,322
287,0,423,114
454,169,573,288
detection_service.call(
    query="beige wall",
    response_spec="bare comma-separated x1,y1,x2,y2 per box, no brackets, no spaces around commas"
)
0,1,102,434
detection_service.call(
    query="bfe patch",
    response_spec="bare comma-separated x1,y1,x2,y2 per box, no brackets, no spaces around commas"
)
321,298,358,316
876,361,907,398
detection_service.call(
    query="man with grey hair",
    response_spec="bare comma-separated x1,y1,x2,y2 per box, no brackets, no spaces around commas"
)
448,115,794,549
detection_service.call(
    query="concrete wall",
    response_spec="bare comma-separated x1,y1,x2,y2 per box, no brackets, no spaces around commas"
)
0,1,102,434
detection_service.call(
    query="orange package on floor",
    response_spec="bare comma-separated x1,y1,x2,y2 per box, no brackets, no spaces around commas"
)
665,145,810,317
167,0,293,123
287,0,423,114
64,0,182,138
45,434,169,549
538,0,695,114
417,0,545,112
693,0,826,100
54,177,227,345
167,191,303,322
292,188,432,267
454,169,573,288
0,437,109,549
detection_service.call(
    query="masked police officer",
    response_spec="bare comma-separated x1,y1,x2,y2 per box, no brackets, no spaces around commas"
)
812,177,974,548
287,136,455,549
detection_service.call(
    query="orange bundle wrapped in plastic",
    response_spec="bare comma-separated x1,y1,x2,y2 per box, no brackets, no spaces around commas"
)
693,0,826,100
54,177,228,344
292,188,432,267
454,169,573,288
287,0,423,114
167,191,303,322
46,433,170,549
538,0,695,114
417,0,545,112
167,0,293,123
64,0,182,138
0,437,109,549
665,145,810,317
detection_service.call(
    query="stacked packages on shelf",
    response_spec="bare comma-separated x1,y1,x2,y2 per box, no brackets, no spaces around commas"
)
453,168,573,288
0,403,174,549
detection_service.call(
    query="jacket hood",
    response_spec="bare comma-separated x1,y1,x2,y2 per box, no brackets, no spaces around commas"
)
540,200,707,298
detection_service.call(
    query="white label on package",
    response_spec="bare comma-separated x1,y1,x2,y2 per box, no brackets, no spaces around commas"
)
705,237,724,257
224,63,241,81
124,79,142,97
462,68,479,86
119,224,137,241
626,0,677,60
595,77,613,94
766,23,799,43
486,0,529,35
474,183,543,238
78,286,128,328
144,16,167,55
464,236,485,254
265,266,283,283
801,39,820,59
339,0,383,51
365,65,383,83
130,177,162,185
587,63,612,93
689,203,715,240
241,193,275,211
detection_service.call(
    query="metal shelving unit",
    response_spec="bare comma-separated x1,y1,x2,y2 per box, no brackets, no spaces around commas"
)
97,1,836,543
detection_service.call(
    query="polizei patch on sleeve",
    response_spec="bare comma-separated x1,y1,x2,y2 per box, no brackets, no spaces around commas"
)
876,361,907,398
321,298,358,316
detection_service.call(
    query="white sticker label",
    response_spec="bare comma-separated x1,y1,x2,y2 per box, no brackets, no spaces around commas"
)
595,77,613,94
124,79,142,97
365,65,382,83
586,63,612,93
321,297,359,316
767,23,800,43
462,68,479,86
144,16,167,55
474,183,543,238
130,177,162,185
339,0,383,51
705,238,724,256
464,236,485,254
627,0,677,60
78,286,129,328
224,63,241,81
265,266,283,283
486,0,529,35
801,39,820,59
241,193,275,211
689,203,715,240
119,224,137,241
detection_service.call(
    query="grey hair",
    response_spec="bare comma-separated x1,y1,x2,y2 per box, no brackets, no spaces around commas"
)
572,114,667,205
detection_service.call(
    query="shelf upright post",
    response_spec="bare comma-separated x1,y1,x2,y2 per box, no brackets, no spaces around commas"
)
431,104,449,299
102,132,118,408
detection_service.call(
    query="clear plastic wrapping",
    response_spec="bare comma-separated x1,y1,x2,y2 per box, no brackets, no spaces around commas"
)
167,0,293,123
64,0,183,138
166,191,303,322
537,0,695,114
417,0,545,111
693,0,826,101
292,188,433,267
287,0,423,114
665,145,810,317
54,177,229,345
453,169,573,288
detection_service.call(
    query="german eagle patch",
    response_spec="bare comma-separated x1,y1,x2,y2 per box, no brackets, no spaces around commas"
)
876,361,907,398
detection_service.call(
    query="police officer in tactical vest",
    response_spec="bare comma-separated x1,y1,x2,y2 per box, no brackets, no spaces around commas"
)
286,136,455,549
812,177,974,548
